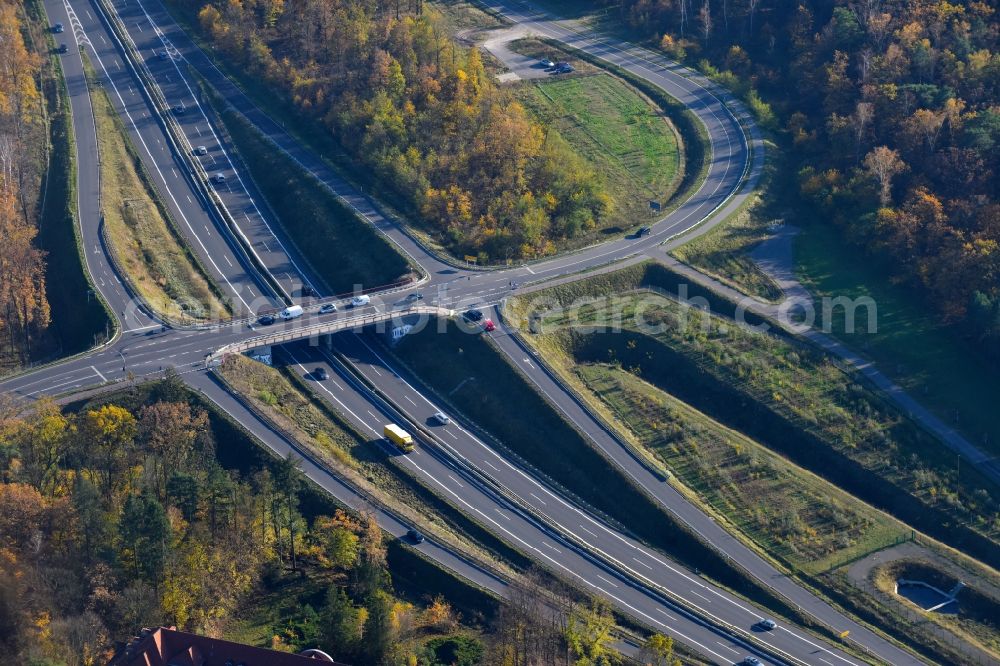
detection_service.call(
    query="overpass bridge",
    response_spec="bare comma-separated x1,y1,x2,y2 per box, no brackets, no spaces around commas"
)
206,305,455,365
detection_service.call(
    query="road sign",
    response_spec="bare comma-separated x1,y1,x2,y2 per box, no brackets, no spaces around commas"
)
464,255,477,263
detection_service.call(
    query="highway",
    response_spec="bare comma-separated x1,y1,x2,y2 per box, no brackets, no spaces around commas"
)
4,0,934,662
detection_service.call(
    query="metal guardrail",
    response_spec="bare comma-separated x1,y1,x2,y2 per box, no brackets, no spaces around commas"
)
328,345,811,666
90,0,288,304
495,297,889,663
208,366,514,594
205,305,452,364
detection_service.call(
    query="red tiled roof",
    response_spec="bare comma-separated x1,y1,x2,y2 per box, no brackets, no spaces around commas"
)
109,627,347,666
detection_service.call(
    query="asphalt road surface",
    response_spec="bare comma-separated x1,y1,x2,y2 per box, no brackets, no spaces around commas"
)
4,0,936,663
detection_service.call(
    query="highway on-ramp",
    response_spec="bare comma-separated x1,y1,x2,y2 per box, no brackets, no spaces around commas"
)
5,0,932,663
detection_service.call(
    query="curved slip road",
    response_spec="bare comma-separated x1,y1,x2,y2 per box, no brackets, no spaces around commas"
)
6,0,934,663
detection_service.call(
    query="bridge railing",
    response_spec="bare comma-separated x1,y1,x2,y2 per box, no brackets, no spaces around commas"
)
205,305,452,365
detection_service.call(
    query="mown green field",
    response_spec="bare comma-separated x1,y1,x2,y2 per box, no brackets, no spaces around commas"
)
796,222,1000,462
516,72,682,232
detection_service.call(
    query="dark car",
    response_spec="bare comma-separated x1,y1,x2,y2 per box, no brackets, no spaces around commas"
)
463,308,484,322
407,292,424,301
53,23,64,33
258,314,276,326
637,225,651,237
57,43,68,54
314,367,329,381
555,64,575,74
406,529,425,544
302,284,316,297
173,104,186,115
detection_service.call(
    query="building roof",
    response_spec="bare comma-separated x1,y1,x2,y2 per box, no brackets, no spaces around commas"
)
108,626,347,666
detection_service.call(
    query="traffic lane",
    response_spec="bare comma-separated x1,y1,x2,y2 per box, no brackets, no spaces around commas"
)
74,0,267,314
45,0,153,327
134,0,459,280
486,310,924,665
119,9,318,302
280,343,780,666
183,368,512,598
328,333,863,666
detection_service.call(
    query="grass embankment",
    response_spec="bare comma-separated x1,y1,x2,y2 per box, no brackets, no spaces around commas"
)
514,68,682,235
216,353,526,575
574,362,904,574
214,106,414,294
23,0,110,367
381,321,820,624
871,559,1000,656
796,222,1000,463
89,66,227,322
505,262,1000,572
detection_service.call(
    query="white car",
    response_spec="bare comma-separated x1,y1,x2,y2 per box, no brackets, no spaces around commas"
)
351,295,371,307
432,412,450,425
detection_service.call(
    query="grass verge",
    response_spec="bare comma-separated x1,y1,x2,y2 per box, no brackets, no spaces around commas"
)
534,37,711,219
512,57,682,232
379,322,830,630
212,103,414,294
28,6,111,363
669,186,783,303
506,262,1000,571
572,361,906,574
796,222,1000,463
88,63,228,323
216,353,526,577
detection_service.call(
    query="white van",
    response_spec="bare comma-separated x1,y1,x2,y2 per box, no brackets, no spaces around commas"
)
280,305,304,320
350,295,371,308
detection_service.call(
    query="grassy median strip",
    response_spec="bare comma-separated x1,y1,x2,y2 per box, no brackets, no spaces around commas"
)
212,104,414,295
217,353,526,575
515,68,682,233
89,64,228,323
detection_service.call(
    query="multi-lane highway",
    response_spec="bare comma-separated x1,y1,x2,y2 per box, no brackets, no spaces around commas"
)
5,0,933,663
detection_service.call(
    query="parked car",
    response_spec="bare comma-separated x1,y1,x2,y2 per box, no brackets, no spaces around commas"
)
258,314,275,325
406,529,425,544
53,23,64,33
314,367,329,381
432,412,450,425
57,43,68,54
192,145,208,156
351,294,371,307
319,303,337,314
463,308,484,322
540,58,555,68
757,618,777,631
483,319,496,332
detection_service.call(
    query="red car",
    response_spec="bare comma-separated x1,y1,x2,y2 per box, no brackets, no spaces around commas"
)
483,319,496,332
